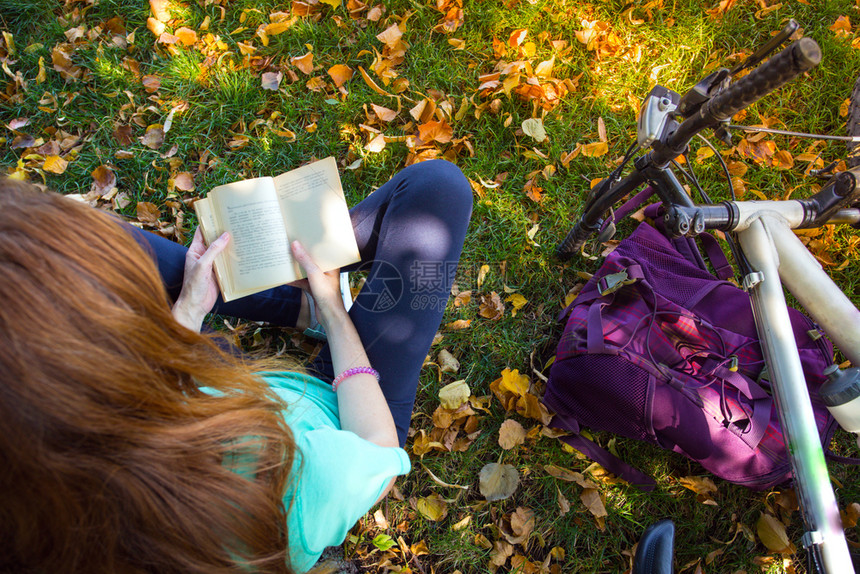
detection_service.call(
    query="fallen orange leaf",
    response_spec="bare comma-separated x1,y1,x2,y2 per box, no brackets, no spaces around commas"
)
508,28,527,48
291,52,314,75
418,119,453,144
327,64,353,88
175,27,197,46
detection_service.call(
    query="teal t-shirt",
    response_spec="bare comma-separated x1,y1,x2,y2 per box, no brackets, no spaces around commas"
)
259,372,411,573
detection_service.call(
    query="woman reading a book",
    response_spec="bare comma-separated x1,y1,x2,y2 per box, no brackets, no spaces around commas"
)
0,160,472,573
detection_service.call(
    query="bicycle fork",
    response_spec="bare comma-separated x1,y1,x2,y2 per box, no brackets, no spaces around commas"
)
739,215,858,573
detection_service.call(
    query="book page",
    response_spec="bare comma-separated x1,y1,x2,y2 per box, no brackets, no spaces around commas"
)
209,178,297,298
193,197,234,298
273,157,360,276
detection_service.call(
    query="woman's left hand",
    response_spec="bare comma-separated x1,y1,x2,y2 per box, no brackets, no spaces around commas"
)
172,227,230,332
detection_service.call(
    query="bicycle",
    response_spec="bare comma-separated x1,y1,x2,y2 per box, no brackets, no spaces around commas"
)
555,20,860,574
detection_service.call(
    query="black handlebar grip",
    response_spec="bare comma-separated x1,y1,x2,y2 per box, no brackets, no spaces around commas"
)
704,38,821,122
556,222,593,261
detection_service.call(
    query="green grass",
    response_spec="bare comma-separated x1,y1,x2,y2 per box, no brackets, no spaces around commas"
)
2,0,860,572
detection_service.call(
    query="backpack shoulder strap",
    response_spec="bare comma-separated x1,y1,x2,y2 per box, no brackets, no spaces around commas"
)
556,433,658,491
698,232,735,281
549,412,657,491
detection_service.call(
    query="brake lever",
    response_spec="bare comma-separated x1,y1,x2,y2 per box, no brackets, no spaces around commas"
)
676,68,731,118
676,19,800,141
729,18,799,76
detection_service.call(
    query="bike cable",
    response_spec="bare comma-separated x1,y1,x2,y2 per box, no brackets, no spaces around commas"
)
671,137,753,276
726,124,860,143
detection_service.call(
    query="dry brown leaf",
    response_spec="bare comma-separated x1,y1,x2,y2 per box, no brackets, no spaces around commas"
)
474,532,493,550
500,506,535,544
679,475,718,496
305,76,325,92
580,488,607,518
90,165,116,196
695,146,715,163
534,55,555,78
557,488,571,516
136,202,161,225
376,23,402,46
173,171,195,192
497,419,526,450
479,291,504,320
227,135,250,150
147,17,166,37
490,540,514,567
727,160,748,177
479,462,519,501
544,464,598,488
453,290,471,307
358,65,392,95
237,42,256,55
438,379,469,409
411,429,445,455
365,133,386,153
142,74,161,93
445,319,471,330
11,134,35,149
114,125,133,146
52,45,82,81
842,502,860,528
6,117,29,130
140,125,165,149
513,393,548,425
772,149,794,169
265,21,294,36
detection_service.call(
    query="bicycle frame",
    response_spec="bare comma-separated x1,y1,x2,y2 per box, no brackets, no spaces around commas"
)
731,204,859,573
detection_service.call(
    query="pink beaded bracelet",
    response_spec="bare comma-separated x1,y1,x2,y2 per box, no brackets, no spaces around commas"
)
332,366,380,391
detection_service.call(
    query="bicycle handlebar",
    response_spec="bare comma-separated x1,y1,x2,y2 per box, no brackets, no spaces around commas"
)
557,38,823,260
659,38,821,166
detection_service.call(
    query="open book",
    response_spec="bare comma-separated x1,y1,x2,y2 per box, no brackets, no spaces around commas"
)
193,157,360,302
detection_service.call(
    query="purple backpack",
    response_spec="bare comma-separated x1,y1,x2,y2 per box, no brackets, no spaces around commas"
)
543,219,837,490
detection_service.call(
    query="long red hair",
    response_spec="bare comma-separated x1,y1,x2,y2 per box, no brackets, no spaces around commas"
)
0,180,297,573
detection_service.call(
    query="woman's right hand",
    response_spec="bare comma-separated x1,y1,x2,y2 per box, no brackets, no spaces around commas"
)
290,240,346,330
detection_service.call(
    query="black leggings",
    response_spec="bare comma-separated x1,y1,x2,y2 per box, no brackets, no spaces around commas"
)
132,160,472,446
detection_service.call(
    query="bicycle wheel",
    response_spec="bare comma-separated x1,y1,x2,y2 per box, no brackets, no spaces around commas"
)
847,74,860,167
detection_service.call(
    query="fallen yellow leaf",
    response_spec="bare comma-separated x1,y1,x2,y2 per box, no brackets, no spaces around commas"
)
42,155,68,174
581,141,608,157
